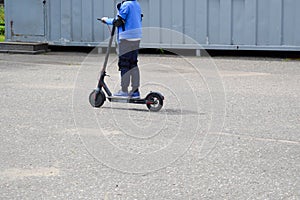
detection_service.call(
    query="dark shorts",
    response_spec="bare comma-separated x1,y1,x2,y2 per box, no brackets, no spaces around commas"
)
118,39,140,70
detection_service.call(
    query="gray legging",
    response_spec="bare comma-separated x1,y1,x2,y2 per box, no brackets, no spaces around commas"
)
120,66,140,93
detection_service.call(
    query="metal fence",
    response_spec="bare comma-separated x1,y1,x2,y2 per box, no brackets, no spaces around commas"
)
5,0,300,51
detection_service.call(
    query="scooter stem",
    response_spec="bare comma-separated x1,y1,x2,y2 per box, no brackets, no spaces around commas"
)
102,25,116,73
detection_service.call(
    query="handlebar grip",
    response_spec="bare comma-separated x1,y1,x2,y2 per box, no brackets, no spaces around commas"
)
97,18,106,23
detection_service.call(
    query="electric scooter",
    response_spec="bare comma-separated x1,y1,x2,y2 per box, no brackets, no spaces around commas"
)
89,20,164,112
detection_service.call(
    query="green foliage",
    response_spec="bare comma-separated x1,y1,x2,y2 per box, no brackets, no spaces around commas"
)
0,25,4,36
156,48,165,54
0,5,4,24
0,5,4,39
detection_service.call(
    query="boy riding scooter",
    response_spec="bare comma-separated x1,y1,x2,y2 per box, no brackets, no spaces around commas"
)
101,0,142,99
89,0,164,112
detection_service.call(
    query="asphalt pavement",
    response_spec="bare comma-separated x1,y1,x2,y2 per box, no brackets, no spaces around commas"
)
0,51,299,199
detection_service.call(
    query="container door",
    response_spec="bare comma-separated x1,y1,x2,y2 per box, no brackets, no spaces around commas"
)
9,0,46,41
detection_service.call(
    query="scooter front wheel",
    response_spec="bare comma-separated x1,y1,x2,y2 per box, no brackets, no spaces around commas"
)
146,93,164,112
89,90,106,108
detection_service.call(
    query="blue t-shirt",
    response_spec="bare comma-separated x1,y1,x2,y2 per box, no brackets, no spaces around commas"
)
106,0,142,42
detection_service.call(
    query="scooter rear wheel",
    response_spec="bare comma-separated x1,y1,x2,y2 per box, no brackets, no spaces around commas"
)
89,90,106,108
146,93,164,112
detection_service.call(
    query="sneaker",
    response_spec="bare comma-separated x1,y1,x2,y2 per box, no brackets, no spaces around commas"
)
130,91,140,99
113,90,128,97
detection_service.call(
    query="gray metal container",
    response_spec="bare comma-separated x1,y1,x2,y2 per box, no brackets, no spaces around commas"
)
5,0,300,51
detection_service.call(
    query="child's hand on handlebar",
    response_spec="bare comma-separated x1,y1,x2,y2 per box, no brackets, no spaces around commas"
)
101,17,108,24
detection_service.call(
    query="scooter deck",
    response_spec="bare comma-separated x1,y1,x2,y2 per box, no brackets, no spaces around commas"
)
107,96,147,104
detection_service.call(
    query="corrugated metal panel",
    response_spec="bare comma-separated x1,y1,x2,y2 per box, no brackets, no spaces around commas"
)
4,0,300,50
47,0,114,45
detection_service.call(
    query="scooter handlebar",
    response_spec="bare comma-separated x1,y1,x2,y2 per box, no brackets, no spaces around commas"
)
97,18,106,23
97,18,115,36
